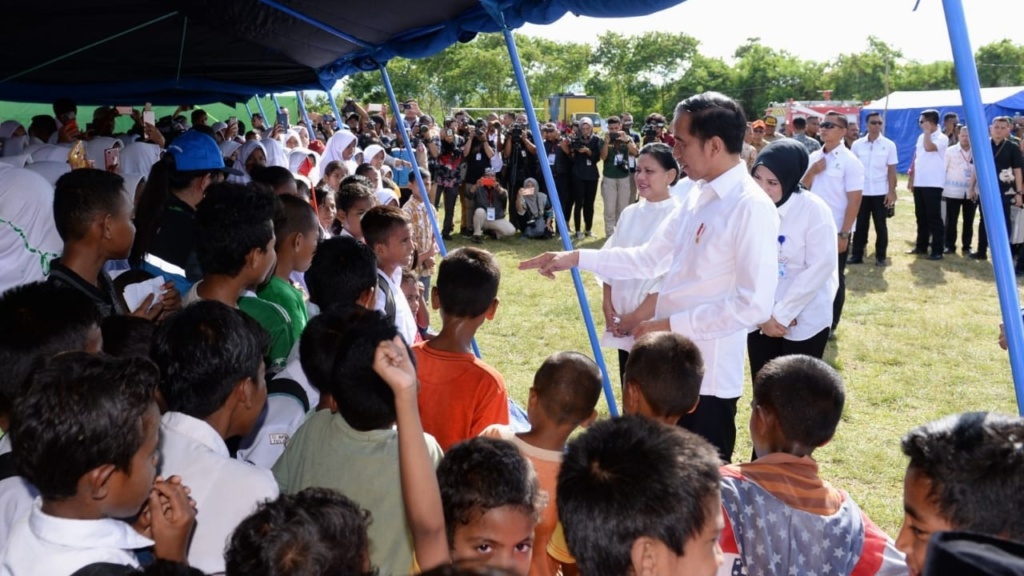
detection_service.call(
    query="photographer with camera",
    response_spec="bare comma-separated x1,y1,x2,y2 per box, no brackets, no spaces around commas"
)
502,117,539,230
430,118,465,239
600,116,639,235
569,117,602,238
459,119,498,237
641,112,673,147
470,168,515,243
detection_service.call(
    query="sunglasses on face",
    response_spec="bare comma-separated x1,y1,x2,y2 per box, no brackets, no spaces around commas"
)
819,121,842,130
753,128,765,133
869,120,883,125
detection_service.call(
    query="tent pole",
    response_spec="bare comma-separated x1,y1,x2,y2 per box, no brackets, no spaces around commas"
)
942,0,1024,414
243,101,254,122
495,22,620,416
254,96,268,125
296,91,312,132
377,62,480,357
271,94,284,123
328,92,343,131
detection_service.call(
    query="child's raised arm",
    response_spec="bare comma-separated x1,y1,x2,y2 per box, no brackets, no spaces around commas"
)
373,337,449,571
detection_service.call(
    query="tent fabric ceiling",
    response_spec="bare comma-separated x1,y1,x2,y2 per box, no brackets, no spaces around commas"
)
0,0,685,105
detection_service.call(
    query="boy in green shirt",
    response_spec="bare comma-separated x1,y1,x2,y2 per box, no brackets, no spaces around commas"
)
257,194,319,344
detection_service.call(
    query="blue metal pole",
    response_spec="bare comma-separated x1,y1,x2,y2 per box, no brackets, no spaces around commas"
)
243,101,254,121
296,91,312,132
377,63,481,357
271,94,285,125
496,25,619,416
328,92,343,131
942,0,1024,414
254,96,268,125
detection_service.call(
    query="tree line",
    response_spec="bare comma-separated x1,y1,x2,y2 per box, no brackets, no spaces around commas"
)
313,33,1024,123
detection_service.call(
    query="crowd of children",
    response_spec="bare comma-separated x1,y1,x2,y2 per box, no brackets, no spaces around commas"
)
0,118,1023,576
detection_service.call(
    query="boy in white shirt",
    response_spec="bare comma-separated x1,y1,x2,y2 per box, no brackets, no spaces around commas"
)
1,353,194,576
361,205,419,346
151,301,280,574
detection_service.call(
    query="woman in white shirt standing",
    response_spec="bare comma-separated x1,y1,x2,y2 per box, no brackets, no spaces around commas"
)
943,125,977,255
748,139,839,380
599,143,681,383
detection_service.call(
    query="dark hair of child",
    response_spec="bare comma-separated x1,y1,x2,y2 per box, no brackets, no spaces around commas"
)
69,560,206,576
304,236,377,312
225,487,372,576
557,416,721,576
251,165,297,192
533,351,602,426
274,194,319,245
100,315,155,359
753,354,845,448
624,332,704,419
901,412,1024,540
53,169,127,242
195,182,277,277
437,437,543,547
435,247,500,319
10,352,158,500
150,300,269,420
354,163,376,179
336,175,375,212
360,205,410,250
314,187,334,210
0,282,102,416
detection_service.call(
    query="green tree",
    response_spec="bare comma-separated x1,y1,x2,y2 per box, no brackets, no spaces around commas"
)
589,31,699,117
731,38,823,119
894,61,957,92
976,39,1024,87
822,36,902,102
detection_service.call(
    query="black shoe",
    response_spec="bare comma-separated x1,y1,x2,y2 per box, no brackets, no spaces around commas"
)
847,256,864,264
471,235,484,244
460,228,473,238
927,254,944,261
962,247,972,255
441,232,453,241
943,247,954,254
969,251,988,260
905,248,927,255
876,259,889,267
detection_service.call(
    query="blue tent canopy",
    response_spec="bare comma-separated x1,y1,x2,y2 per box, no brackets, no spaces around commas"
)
861,86,1024,173
0,0,686,105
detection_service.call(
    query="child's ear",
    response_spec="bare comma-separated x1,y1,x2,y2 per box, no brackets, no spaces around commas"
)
357,285,377,310
234,377,257,409
485,297,499,320
85,463,117,501
100,214,114,240
580,409,599,429
623,381,638,414
527,387,538,411
629,537,659,576
430,286,440,311
687,396,700,415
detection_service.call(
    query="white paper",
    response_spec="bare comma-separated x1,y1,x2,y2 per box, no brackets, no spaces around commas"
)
123,276,166,312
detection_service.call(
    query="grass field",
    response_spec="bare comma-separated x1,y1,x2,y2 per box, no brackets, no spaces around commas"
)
433,176,1019,537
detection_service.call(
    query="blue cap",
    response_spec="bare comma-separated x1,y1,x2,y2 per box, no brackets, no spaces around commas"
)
167,130,243,175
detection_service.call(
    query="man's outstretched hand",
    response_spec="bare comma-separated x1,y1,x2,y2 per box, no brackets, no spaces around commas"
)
518,251,580,279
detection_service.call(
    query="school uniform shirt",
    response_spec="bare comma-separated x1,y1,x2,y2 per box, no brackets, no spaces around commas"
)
943,144,974,200
0,436,37,552
158,411,279,575
806,145,865,233
578,160,780,399
597,196,680,351
256,276,309,345
235,350,321,470
765,192,839,341
46,260,126,317
375,267,418,347
0,498,153,576
851,135,898,196
273,410,444,576
912,131,949,189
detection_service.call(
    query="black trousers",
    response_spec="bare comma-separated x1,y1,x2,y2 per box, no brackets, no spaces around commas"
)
555,173,574,232
852,195,889,261
977,194,1012,255
944,197,977,252
746,327,831,384
617,349,629,387
912,186,944,256
678,395,739,463
833,248,847,331
438,185,459,234
570,177,599,233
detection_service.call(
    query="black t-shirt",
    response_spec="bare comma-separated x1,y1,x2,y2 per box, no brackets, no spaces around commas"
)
570,135,602,181
545,139,572,176
992,138,1024,193
47,259,124,317
148,194,202,281
504,133,537,187
464,139,493,184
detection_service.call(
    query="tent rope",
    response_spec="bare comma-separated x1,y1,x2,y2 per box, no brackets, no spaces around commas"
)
176,16,189,86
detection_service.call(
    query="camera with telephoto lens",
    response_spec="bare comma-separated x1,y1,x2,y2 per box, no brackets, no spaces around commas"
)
571,138,587,151
474,119,487,138
643,122,664,139
510,123,524,140
608,131,620,142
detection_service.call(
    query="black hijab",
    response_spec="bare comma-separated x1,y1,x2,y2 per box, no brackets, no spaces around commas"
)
750,139,809,207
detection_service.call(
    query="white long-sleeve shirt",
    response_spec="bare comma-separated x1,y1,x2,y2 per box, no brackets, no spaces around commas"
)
578,160,779,398
768,191,839,341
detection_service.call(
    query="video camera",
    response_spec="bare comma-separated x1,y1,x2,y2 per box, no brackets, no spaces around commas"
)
510,123,524,140
474,119,487,138
643,122,665,139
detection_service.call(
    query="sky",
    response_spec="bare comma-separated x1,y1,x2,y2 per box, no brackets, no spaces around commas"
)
519,0,1023,64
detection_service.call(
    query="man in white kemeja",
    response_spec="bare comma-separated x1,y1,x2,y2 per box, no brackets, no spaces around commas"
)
521,92,779,463
849,112,898,265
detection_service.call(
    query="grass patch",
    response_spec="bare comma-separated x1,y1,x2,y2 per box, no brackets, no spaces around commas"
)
436,177,1019,536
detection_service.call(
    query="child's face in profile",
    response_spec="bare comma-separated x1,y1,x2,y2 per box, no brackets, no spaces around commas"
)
107,189,136,260
105,403,161,519
294,225,319,273
379,223,415,270
340,197,374,241
648,494,724,576
401,279,420,316
895,466,954,576
451,505,534,576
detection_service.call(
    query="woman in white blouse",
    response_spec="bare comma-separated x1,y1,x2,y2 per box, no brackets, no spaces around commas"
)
748,139,839,380
599,143,681,382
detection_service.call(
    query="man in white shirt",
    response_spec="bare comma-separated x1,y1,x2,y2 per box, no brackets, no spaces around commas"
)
906,109,949,260
801,111,864,335
152,301,279,575
521,92,779,462
850,112,898,266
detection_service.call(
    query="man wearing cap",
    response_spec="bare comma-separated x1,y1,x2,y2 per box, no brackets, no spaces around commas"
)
750,120,768,155
762,116,782,143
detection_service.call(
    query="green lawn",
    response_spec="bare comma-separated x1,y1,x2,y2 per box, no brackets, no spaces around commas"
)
435,177,1020,537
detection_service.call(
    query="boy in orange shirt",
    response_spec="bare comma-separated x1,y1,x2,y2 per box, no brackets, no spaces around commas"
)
481,351,603,576
413,247,508,451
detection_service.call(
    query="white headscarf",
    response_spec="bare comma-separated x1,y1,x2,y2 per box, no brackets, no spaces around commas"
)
283,129,301,149
363,144,386,168
1,120,28,157
0,165,63,293
121,173,146,205
219,140,242,162
322,130,356,165
24,161,70,187
85,137,123,169
296,125,310,149
262,136,289,169
0,154,32,169
119,141,162,178
229,140,266,184
0,121,22,139
28,144,75,163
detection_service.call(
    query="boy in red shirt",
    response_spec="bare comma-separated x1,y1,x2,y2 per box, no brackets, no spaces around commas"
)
413,247,508,450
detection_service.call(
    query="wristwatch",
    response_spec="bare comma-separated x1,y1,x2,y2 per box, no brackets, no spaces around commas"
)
838,231,851,239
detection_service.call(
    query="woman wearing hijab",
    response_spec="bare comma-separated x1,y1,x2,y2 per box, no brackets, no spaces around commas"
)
229,140,266,184
120,141,162,178
0,165,63,293
263,133,290,169
0,121,28,157
322,130,357,169
747,139,839,379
